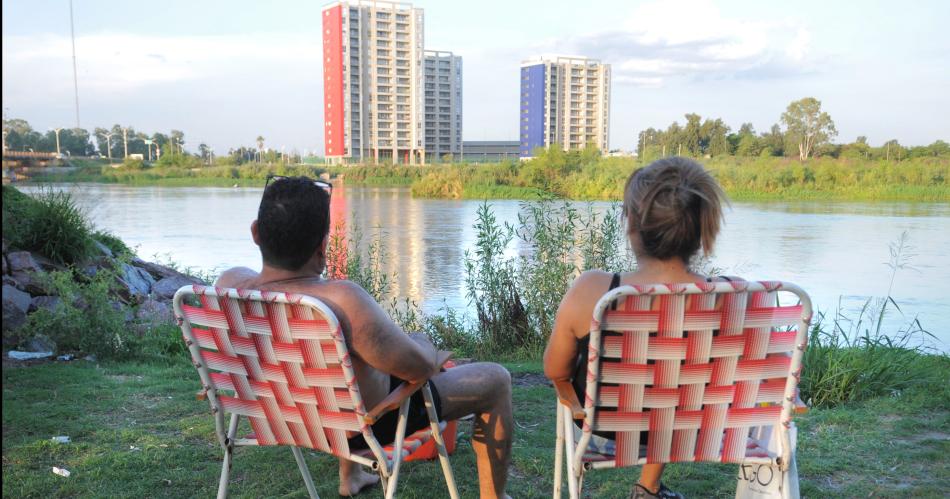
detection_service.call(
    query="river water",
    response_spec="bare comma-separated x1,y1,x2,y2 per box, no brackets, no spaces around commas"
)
19,183,950,349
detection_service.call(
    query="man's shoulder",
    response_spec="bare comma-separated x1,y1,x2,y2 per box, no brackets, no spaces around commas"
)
215,267,259,288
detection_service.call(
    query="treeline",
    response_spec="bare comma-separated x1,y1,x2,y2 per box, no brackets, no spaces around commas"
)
2,119,194,160
637,97,949,162
1,118,317,168
405,150,949,202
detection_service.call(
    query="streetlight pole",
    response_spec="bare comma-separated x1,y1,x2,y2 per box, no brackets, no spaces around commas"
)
52,128,64,156
122,127,129,158
100,131,115,162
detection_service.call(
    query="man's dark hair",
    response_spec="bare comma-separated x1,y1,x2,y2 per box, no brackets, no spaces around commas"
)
256,177,330,271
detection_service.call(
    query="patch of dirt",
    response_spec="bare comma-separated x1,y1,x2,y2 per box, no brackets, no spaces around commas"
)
902,431,950,443
2,356,53,369
511,372,551,388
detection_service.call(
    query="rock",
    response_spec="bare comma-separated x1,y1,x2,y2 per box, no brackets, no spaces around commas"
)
2,238,8,253
110,300,135,323
92,239,114,258
135,297,174,325
116,263,155,303
2,275,17,287
9,271,48,296
2,284,32,331
24,333,56,353
31,254,67,272
152,274,204,300
131,258,185,281
2,254,7,275
30,295,63,313
6,251,42,274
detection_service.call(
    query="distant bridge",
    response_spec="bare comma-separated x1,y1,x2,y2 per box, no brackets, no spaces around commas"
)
2,150,61,160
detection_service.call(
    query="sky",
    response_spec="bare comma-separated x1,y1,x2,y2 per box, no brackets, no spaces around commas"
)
3,0,949,155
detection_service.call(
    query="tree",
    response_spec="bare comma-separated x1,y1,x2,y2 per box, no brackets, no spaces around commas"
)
760,124,785,157
3,118,43,151
781,97,837,160
256,135,266,163
198,143,211,164
170,129,186,154
701,118,731,156
682,113,702,155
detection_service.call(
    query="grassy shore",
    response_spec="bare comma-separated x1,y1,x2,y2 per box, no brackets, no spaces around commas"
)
26,154,950,202
3,358,947,498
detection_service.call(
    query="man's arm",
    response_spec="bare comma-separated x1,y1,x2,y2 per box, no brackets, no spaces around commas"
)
328,281,440,382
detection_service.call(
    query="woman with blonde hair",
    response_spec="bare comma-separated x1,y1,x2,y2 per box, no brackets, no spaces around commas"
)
544,157,729,499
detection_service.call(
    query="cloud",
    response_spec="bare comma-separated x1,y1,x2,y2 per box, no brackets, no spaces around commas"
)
1,31,324,152
2,32,320,98
549,0,818,87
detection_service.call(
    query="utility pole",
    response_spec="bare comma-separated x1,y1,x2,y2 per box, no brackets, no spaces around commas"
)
69,0,81,128
122,127,129,158
52,127,64,156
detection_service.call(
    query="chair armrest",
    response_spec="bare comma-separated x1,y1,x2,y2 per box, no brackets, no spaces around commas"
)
363,350,454,425
552,379,585,420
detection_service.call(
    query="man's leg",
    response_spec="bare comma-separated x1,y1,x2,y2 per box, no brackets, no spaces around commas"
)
432,362,512,499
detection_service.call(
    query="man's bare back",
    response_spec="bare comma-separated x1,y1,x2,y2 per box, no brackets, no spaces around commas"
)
216,266,429,410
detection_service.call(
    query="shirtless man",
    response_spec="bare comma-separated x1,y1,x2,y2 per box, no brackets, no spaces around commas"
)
216,176,512,498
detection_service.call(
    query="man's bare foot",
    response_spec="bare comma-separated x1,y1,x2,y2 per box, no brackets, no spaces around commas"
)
338,464,379,496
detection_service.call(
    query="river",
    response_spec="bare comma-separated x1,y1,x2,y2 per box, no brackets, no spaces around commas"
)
18,183,950,349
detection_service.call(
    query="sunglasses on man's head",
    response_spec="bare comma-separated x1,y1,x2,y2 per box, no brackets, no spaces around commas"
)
264,174,333,198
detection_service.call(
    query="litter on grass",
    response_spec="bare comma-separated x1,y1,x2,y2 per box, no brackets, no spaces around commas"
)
8,351,53,360
52,467,71,477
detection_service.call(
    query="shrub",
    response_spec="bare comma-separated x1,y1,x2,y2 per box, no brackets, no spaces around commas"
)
2,186,94,265
19,268,130,358
93,230,133,257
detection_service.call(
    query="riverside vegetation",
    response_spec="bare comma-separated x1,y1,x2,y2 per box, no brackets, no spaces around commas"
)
3,186,948,497
26,150,949,202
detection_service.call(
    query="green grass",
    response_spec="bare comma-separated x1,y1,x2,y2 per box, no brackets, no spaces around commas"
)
4,359,947,498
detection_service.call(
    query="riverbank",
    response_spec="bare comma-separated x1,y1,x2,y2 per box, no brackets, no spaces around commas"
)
25,155,950,202
3,359,948,498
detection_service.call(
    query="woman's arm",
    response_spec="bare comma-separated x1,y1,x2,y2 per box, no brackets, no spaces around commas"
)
544,271,608,382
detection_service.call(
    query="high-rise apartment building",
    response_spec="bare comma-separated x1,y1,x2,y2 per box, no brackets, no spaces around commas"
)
423,50,462,161
322,0,425,164
519,56,611,157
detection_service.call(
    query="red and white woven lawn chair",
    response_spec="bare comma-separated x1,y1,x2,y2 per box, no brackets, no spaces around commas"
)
552,281,812,499
172,285,459,499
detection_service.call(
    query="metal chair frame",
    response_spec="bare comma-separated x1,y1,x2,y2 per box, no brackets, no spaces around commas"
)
552,281,812,499
173,285,459,499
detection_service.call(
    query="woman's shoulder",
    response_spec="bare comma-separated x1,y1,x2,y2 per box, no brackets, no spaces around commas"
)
572,269,616,290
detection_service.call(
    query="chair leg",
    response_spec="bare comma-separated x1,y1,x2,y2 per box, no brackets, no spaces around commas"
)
216,413,240,499
562,406,580,499
553,404,564,499
423,383,460,499
291,447,319,499
216,441,233,499
384,399,411,499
